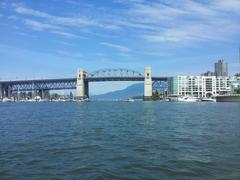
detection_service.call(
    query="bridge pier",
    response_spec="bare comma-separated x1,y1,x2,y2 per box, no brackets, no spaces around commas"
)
144,67,152,100
3,88,7,98
76,68,89,99
38,89,50,99
85,81,89,98
6,86,12,99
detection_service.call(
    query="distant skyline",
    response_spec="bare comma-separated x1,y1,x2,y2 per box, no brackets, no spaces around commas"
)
0,0,240,94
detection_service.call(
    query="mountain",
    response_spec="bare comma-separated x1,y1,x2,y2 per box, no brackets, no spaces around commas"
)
91,83,143,100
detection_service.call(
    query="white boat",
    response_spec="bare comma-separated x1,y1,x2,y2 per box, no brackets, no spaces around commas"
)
34,96,41,102
2,98,12,102
125,97,135,102
168,96,179,102
163,98,170,102
26,99,35,102
75,98,89,102
177,96,200,102
201,98,216,102
75,99,84,102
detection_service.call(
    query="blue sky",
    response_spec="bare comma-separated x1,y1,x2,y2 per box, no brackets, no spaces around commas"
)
0,0,240,94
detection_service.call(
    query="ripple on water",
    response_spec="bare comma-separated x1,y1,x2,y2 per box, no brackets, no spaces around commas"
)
0,102,240,179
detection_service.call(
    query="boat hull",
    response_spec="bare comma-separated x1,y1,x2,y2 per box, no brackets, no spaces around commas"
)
216,95,240,102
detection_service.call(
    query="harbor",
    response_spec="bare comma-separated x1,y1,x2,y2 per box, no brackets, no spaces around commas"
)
1,0,240,179
1,59,240,103
2,95,239,103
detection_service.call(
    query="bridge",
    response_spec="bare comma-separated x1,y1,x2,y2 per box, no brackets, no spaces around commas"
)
0,67,168,100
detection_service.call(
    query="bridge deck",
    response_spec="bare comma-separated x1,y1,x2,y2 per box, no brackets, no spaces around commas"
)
0,78,76,84
0,77,168,83
0,77,168,91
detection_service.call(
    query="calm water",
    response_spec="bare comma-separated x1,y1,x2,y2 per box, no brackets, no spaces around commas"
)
0,102,240,179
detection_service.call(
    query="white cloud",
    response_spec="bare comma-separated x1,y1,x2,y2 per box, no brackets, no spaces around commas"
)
22,19,85,39
115,0,145,3
17,32,38,38
213,0,240,14
56,50,82,58
55,40,75,46
132,2,186,22
10,1,240,46
15,6,50,18
14,5,115,29
24,19,60,31
122,0,240,44
50,30,78,38
100,42,131,52
143,51,172,57
142,22,231,43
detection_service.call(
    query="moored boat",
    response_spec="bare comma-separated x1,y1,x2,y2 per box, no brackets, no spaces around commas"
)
201,98,216,102
216,94,240,102
2,98,12,102
177,96,200,102
125,97,135,102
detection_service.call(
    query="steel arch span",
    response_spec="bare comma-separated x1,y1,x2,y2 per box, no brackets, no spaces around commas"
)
0,67,170,99
88,68,143,78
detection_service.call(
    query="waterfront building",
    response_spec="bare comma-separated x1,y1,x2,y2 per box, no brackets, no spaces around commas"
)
168,76,231,98
201,71,215,76
215,60,228,76
216,76,231,95
230,77,240,93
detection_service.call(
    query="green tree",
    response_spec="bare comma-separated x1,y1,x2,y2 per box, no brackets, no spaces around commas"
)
235,73,240,77
70,91,73,99
27,92,32,99
152,90,160,101
235,88,240,94
51,93,60,99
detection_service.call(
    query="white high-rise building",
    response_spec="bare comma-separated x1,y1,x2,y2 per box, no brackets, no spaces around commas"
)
168,76,231,98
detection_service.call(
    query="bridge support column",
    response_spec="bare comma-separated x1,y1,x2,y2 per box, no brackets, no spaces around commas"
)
39,89,50,99
144,67,152,100
84,81,89,98
76,68,89,100
3,88,7,98
7,86,12,99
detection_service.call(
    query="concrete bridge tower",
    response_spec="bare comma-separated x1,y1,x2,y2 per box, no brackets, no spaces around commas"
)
144,67,152,100
76,68,89,99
